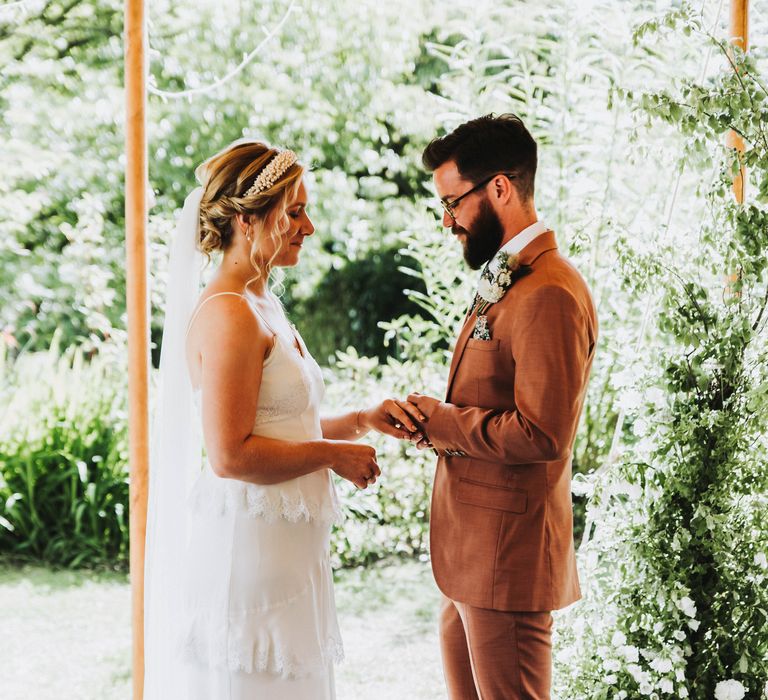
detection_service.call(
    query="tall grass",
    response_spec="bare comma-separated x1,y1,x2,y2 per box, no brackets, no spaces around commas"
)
0,335,129,569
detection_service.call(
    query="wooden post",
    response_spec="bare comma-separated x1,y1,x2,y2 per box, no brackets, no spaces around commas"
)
726,0,749,203
125,0,148,698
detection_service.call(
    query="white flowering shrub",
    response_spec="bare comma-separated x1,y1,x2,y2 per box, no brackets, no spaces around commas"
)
555,8,768,699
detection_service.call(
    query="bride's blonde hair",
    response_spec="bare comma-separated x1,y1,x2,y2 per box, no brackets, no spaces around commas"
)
195,139,304,289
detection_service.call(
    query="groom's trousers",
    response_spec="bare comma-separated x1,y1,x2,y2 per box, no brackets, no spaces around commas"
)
440,596,552,700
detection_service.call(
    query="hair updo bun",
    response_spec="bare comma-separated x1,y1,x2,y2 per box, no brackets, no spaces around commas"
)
194,140,304,266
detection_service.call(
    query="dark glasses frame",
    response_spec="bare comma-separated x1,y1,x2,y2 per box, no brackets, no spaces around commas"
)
440,172,517,220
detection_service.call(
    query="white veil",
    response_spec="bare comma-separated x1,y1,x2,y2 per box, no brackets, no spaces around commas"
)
143,185,205,698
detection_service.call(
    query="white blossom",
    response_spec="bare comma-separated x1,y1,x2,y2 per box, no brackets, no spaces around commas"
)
677,596,697,618
496,270,512,286
611,630,627,647
714,679,746,700
477,278,504,303
605,674,618,685
621,645,640,663
651,657,673,674
754,551,768,569
646,386,667,409
627,663,649,684
659,678,674,694
618,388,643,411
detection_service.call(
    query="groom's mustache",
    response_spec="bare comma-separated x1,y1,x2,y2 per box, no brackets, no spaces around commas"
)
451,226,469,237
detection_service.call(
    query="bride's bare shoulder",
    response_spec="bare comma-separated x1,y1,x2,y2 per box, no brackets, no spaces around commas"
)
188,287,263,343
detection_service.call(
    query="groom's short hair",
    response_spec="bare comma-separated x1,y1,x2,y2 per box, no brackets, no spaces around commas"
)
422,113,537,202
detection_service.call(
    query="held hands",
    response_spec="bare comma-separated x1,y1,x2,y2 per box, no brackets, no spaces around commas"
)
361,394,440,449
333,393,439,492
405,393,439,450
330,441,381,490
331,394,441,490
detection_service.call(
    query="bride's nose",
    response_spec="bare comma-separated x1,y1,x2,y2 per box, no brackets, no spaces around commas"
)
303,214,315,237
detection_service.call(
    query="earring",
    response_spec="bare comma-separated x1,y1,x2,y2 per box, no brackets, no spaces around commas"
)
245,226,252,244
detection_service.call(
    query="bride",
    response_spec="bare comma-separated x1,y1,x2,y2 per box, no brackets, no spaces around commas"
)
143,139,424,699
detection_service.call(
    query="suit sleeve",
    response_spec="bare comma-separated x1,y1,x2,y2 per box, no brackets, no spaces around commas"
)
426,285,593,464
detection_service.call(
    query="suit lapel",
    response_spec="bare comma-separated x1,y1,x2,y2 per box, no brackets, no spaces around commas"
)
445,308,477,401
443,231,560,402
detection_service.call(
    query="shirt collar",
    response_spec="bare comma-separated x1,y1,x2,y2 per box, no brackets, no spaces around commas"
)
484,220,549,276
498,220,549,257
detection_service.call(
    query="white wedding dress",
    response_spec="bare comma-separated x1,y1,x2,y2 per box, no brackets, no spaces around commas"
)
179,292,344,699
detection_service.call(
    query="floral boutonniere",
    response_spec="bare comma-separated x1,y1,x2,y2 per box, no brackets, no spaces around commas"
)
472,251,532,340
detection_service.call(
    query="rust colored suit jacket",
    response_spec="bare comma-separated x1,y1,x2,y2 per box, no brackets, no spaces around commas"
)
426,230,597,612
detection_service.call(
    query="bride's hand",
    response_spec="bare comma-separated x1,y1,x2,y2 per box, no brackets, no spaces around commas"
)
329,441,381,489
361,399,427,443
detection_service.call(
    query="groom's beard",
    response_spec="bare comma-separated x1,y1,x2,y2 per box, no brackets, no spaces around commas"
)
453,198,505,270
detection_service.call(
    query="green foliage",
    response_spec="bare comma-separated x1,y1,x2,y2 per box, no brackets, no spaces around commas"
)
0,337,129,568
286,246,427,364
1,0,446,356
555,7,768,699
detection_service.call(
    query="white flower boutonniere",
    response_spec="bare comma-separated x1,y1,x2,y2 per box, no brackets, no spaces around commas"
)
472,251,532,340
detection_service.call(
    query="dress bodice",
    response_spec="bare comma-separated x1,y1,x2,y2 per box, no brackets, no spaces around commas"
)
251,327,325,441
188,310,341,526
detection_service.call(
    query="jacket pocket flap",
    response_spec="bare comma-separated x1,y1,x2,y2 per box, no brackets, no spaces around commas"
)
457,478,527,513
466,338,501,352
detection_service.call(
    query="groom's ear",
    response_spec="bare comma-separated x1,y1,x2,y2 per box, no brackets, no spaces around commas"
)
491,173,516,207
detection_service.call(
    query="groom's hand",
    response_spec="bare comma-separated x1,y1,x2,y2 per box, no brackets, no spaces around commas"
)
362,399,426,442
406,393,439,418
406,393,440,450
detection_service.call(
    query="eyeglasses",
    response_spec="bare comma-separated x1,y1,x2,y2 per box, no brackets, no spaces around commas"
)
439,172,516,220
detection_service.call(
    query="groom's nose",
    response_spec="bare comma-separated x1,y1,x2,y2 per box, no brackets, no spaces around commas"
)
442,210,454,228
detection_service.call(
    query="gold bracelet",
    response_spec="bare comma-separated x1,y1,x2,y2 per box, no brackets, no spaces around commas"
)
354,409,363,435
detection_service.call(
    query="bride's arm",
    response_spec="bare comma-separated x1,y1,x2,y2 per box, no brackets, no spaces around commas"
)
320,401,426,443
320,411,371,441
195,297,378,488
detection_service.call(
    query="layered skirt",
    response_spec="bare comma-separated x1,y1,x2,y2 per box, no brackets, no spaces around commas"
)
181,467,344,699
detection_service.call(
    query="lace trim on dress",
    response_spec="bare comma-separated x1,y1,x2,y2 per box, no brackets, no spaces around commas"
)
188,468,344,525
253,375,311,425
181,617,345,678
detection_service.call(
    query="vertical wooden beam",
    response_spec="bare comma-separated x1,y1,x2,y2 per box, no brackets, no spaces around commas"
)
726,0,749,203
125,0,148,697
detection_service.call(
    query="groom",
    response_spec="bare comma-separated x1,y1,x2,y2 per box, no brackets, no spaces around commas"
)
406,114,597,699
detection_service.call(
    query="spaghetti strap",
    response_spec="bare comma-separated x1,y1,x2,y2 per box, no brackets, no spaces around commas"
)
185,292,247,338
185,291,281,339
248,302,278,337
